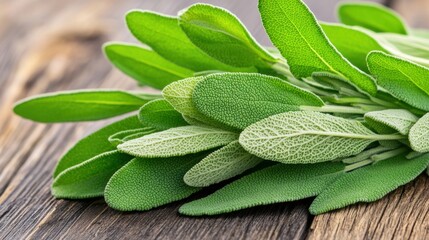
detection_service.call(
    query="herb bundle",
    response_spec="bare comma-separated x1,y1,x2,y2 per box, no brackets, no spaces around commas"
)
14,0,429,216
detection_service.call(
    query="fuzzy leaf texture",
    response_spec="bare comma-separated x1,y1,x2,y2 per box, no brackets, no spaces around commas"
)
367,51,429,111
118,125,238,158
259,0,377,95
409,113,429,153
104,153,205,211
104,43,194,89
53,115,142,177
52,151,133,199
14,90,153,122
310,153,429,214
184,141,262,187
108,127,157,147
178,4,277,67
364,109,418,135
240,111,402,164
382,34,429,61
126,11,253,72
338,2,408,34
180,162,345,216
139,99,189,130
193,73,324,129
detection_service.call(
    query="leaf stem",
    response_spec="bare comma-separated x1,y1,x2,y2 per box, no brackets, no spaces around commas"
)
342,145,395,164
371,147,408,162
300,105,368,114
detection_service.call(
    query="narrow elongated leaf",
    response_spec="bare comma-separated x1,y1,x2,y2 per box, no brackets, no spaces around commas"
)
259,0,377,95
52,151,133,199
321,23,387,72
364,109,418,135
240,111,402,164
409,113,429,153
118,126,238,158
14,90,148,122
338,2,408,34
139,99,188,130
310,154,429,215
53,115,142,177
104,43,194,89
179,162,345,216
178,4,277,67
367,51,429,111
105,154,204,211
126,11,253,72
193,73,324,129
184,141,262,187
108,127,157,146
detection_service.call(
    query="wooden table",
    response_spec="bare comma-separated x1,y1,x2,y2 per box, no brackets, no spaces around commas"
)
1,0,428,239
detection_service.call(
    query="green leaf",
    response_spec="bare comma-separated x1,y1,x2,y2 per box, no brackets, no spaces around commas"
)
364,109,418,135
184,141,262,187
259,0,377,95
53,115,142,177
179,161,345,216
52,151,133,199
105,153,204,211
338,2,408,35
104,43,194,89
118,125,238,158
309,153,429,215
14,90,148,123
409,113,429,153
178,4,277,67
240,111,404,164
108,127,157,147
126,11,254,72
139,99,188,130
193,73,324,129
367,51,429,111
321,23,387,72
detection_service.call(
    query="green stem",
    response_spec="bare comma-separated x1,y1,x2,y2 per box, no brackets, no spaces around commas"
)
371,147,408,162
300,105,369,114
323,96,376,106
342,145,395,164
344,159,373,172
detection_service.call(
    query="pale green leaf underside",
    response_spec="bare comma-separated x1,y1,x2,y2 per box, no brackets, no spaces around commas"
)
259,0,377,95
409,113,429,153
53,115,142,178
105,154,204,211
184,141,262,187
52,151,133,199
14,90,148,123
118,125,238,158
179,161,345,216
139,99,188,130
193,72,324,129
364,109,418,135
240,111,380,164
108,127,157,147
310,154,429,214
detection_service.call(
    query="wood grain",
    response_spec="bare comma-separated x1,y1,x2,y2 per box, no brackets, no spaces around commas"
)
0,0,428,239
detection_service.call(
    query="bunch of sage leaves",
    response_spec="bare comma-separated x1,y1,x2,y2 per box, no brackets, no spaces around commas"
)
14,0,429,215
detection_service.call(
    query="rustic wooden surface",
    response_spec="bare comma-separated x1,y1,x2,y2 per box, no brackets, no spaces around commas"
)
0,0,428,239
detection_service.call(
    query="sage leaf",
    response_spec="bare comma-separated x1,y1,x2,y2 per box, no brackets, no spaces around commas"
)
178,4,277,67
240,111,404,164
184,141,262,187
367,51,429,111
52,151,133,199
309,154,429,215
364,109,418,135
338,2,408,34
409,113,429,153
14,90,149,123
108,127,157,147
118,126,238,158
104,154,204,211
126,11,254,72
139,99,188,130
104,43,194,89
321,23,387,72
193,73,324,129
53,115,142,177
179,162,345,216
259,0,377,95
